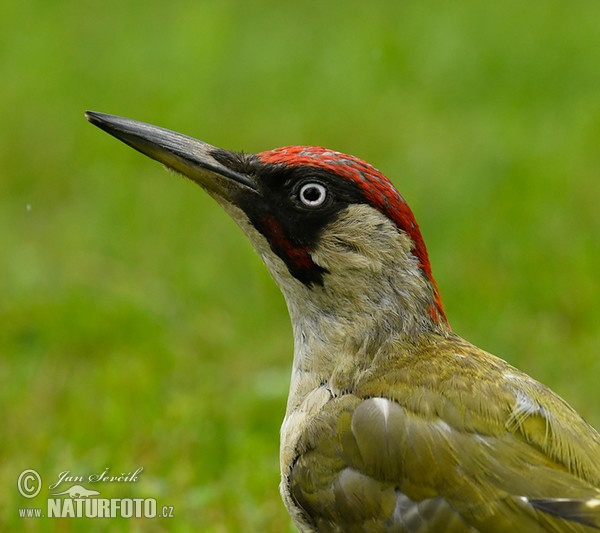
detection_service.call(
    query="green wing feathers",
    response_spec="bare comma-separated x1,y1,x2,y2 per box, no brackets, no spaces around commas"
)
288,337,600,531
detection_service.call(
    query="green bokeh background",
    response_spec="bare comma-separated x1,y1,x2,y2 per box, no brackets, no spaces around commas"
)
2,1,599,531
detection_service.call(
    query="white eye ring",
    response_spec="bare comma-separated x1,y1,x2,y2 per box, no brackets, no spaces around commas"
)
299,182,327,207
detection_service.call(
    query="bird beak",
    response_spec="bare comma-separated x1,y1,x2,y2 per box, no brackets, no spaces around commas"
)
85,111,258,199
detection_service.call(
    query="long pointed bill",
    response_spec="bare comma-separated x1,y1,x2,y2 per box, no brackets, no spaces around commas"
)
85,111,258,198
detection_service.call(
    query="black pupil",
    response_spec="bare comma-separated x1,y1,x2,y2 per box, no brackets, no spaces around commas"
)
303,186,322,203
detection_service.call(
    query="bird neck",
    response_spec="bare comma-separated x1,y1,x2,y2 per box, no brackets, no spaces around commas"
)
279,205,451,413
219,201,449,411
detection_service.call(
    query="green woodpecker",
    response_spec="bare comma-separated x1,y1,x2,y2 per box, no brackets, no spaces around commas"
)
86,111,600,532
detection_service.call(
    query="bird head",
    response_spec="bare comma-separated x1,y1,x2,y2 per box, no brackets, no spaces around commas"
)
86,112,449,345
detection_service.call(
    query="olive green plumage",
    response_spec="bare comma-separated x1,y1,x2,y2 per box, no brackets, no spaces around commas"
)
287,333,600,532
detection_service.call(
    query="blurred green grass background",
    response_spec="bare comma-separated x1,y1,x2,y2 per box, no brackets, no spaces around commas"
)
2,1,600,531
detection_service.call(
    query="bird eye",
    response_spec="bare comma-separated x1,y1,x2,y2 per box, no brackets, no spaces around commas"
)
298,182,328,208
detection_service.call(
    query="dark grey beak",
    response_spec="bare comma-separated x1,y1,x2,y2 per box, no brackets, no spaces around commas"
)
85,111,257,197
